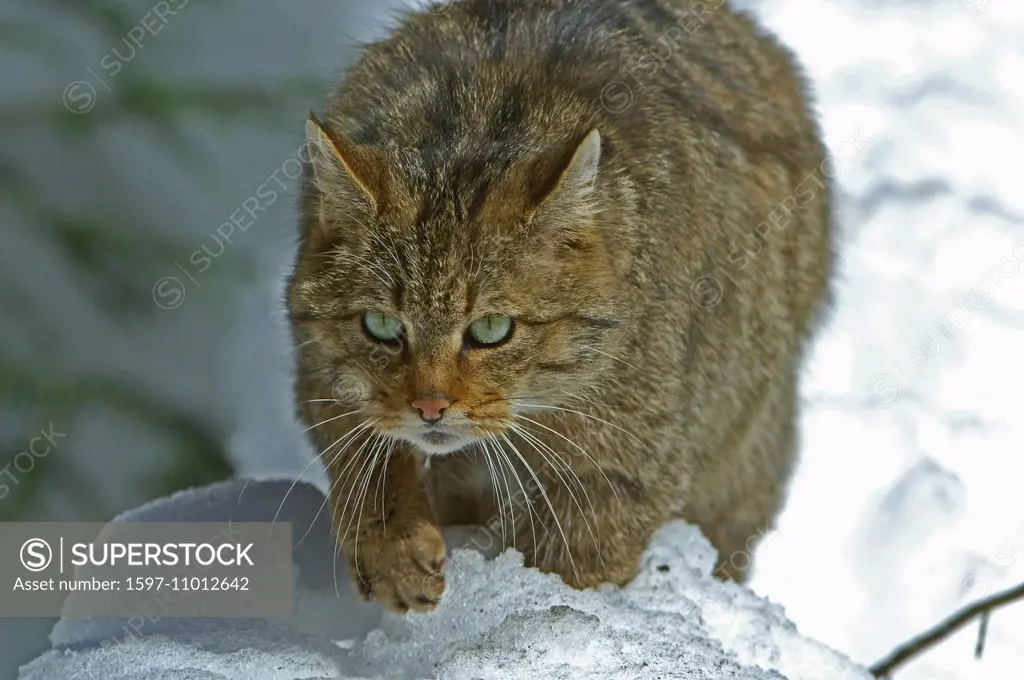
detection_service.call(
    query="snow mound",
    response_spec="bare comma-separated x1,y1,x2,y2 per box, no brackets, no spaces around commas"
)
20,503,869,679
355,522,868,679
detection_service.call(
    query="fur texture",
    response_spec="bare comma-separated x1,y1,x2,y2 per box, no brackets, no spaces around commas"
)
286,0,833,614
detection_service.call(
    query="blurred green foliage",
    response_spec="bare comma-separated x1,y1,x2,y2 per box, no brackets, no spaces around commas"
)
0,0,323,521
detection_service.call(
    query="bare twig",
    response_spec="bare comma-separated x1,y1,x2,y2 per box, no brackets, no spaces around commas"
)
870,581,1024,677
974,611,990,659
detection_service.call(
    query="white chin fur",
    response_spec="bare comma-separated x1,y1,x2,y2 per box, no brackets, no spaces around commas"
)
406,434,475,456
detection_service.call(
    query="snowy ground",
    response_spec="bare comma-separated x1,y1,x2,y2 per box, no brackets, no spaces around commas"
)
19,480,871,680
745,1,1024,678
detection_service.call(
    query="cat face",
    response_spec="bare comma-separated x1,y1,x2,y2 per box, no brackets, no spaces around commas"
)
288,116,630,455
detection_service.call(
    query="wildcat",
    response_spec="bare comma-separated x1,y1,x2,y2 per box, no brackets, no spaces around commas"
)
286,0,832,614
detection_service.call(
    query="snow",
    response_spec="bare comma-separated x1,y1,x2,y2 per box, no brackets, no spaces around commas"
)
748,1,1024,679
18,481,870,680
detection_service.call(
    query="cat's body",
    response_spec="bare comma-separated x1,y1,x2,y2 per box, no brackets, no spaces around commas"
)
287,0,832,613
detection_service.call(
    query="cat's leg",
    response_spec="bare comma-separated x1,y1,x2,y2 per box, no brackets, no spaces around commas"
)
699,471,788,583
687,372,798,583
423,450,497,527
513,467,669,589
325,442,447,614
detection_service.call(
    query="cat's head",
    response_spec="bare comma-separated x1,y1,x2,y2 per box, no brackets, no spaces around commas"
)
287,113,636,455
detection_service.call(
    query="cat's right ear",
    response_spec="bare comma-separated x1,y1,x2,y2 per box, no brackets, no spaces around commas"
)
305,113,380,213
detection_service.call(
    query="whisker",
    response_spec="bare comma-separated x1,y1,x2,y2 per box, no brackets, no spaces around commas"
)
300,408,363,434
335,260,393,292
296,419,379,548
308,421,377,596
483,437,514,549
331,210,378,236
322,419,377,478
337,433,383,545
330,431,383,595
352,435,388,579
375,436,397,530
580,344,641,372
476,444,506,547
491,448,510,549
512,414,622,510
369,229,404,273
489,435,535,552
515,404,651,451
510,423,592,514
499,432,578,580
332,251,395,288
557,388,614,410
480,395,553,404
352,361,386,390
481,392,601,406
509,424,603,570
272,416,370,542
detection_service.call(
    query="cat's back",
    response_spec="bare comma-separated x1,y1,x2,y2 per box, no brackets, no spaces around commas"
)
326,0,818,171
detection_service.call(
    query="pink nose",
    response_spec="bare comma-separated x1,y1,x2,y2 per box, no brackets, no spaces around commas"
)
410,398,451,423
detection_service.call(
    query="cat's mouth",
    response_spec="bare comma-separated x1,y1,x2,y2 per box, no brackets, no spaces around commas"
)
378,397,511,455
401,425,478,455
421,430,456,446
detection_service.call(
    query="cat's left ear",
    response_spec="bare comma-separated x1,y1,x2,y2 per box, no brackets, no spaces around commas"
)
305,112,381,213
530,128,602,221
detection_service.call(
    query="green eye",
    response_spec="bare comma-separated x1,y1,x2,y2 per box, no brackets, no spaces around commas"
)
466,315,514,347
362,311,404,345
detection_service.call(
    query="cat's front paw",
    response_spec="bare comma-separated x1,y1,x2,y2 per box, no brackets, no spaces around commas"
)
347,520,447,614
